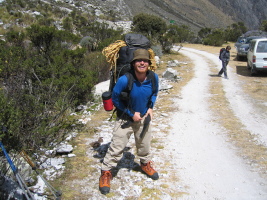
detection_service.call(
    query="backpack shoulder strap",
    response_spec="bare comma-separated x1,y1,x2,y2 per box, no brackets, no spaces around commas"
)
125,71,134,89
146,70,157,94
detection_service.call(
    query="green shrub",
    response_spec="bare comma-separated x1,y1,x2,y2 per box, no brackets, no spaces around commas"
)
0,27,102,150
84,51,110,83
202,29,225,46
132,13,167,43
260,20,267,32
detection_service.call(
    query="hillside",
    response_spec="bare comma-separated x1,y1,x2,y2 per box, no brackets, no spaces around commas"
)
88,0,267,32
1,0,266,34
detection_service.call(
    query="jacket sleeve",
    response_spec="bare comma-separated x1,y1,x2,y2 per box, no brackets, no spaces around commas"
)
112,75,134,117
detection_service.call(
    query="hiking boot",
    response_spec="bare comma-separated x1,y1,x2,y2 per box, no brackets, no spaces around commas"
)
141,161,159,180
99,170,112,194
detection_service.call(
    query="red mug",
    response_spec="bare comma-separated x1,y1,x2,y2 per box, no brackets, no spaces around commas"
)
102,91,113,111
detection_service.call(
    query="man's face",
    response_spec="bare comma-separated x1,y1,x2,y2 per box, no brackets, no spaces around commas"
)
133,59,150,74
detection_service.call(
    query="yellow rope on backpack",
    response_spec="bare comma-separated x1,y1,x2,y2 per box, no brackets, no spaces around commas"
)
102,40,157,73
148,48,157,71
102,40,126,71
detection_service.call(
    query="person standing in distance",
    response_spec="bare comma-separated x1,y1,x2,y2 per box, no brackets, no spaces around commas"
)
99,49,159,195
218,45,231,79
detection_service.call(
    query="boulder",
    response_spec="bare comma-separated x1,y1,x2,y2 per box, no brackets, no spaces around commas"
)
162,68,178,80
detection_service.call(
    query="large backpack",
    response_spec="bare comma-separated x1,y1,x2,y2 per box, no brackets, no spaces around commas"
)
116,34,150,78
102,33,157,92
102,33,157,114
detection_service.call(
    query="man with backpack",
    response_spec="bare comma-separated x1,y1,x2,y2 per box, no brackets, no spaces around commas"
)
218,45,231,79
99,49,159,195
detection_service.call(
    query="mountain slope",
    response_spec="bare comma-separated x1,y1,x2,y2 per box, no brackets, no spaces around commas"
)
124,0,266,32
94,0,266,32
123,0,234,32
3,0,264,33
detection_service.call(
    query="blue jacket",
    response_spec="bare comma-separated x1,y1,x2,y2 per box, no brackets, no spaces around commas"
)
112,71,159,118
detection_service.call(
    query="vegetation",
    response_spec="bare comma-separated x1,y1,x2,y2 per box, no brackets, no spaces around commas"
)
200,22,247,46
260,20,267,32
0,25,108,151
226,22,248,42
160,24,194,53
0,1,117,151
132,13,167,44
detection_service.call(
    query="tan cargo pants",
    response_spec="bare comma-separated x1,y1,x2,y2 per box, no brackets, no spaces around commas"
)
101,117,152,171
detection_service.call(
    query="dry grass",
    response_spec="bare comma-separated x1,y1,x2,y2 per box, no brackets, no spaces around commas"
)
52,131,95,199
51,108,110,199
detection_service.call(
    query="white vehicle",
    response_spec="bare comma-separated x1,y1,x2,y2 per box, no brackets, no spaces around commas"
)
247,38,267,76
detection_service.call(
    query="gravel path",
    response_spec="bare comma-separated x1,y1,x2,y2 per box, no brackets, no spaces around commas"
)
167,48,267,199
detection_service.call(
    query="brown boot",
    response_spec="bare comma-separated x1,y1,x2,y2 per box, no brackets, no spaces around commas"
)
141,161,159,180
99,170,112,194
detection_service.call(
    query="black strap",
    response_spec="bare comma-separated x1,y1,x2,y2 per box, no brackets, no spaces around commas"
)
140,114,151,139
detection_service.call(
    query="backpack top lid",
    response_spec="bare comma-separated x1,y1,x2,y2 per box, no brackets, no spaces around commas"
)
124,33,151,48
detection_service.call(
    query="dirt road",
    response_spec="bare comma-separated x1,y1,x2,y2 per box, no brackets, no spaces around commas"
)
167,47,267,199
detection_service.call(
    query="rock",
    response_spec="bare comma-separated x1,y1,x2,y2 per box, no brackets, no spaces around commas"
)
159,79,173,90
155,56,160,65
68,154,76,158
162,68,178,80
0,176,24,199
56,143,73,154
40,157,65,169
167,60,180,67
76,105,87,111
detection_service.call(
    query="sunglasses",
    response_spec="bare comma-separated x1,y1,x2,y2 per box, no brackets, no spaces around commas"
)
135,59,149,63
